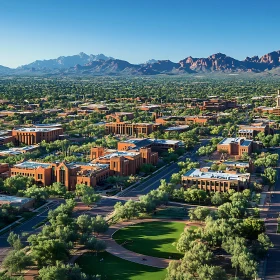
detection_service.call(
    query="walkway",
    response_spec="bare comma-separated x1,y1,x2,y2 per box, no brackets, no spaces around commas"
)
99,218,187,269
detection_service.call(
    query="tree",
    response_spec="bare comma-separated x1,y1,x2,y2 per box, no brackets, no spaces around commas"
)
23,185,49,202
176,228,201,253
7,232,23,250
242,217,265,239
197,265,227,280
92,215,108,234
81,188,101,207
211,163,219,171
4,175,33,195
189,207,210,221
263,167,277,185
49,182,67,197
94,240,107,255
114,200,141,220
0,273,24,280
85,237,97,251
211,192,226,206
167,242,213,277
30,239,69,268
170,173,181,185
77,214,93,234
38,263,90,280
3,250,32,274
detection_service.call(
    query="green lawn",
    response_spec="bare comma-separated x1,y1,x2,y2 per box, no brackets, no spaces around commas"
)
152,206,188,219
77,252,166,280
113,221,185,259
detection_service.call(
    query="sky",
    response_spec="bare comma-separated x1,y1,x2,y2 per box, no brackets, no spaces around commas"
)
1,0,280,68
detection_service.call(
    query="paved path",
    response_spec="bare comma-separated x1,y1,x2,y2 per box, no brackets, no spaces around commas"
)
99,218,187,268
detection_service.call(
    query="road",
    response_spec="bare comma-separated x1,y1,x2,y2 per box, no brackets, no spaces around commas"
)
264,163,280,280
0,139,208,264
75,139,209,218
0,200,62,264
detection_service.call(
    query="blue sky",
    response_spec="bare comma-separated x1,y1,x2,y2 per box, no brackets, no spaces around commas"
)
1,0,280,68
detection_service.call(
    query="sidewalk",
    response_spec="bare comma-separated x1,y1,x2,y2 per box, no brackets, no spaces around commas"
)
98,218,186,268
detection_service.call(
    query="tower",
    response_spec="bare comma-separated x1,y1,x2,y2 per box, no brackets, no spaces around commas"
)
277,90,280,108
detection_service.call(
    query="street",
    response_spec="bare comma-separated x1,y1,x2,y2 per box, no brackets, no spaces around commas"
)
0,140,208,265
264,164,280,280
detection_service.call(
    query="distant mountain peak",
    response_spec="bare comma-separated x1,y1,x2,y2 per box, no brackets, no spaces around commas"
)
2,49,280,76
145,59,159,64
18,52,114,70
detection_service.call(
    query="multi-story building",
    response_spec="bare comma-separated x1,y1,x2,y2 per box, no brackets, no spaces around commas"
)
182,168,250,192
211,160,254,173
90,146,158,176
254,90,280,117
0,163,9,179
79,103,109,113
237,123,272,139
0,145,39,156
199,99,237,111
105,122,160,136
155,115,217,126
217,137,262,158
12,127,64,145
138,104,161,112
10,161,110,190
117,138,184,153
106,112,134,122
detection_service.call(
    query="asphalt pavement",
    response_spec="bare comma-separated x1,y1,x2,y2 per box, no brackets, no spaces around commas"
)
264,164,280,280
0,139,209,265
0,200,62,264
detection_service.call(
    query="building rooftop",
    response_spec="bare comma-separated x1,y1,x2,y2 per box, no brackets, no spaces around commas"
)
100,151,139,159
0,145,39,156
219,138,243,145
13,127,62,132
238,129,254,133
220,161,250,168
240,140,252,146
14,161,51,169
66,162,109,170
164,125,190,131
0,195,34,206
33,123,62,128
183,168,250,181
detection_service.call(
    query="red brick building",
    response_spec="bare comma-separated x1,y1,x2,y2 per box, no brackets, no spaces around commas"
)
90,147,158,176
12,127,64,145
10,161,110,191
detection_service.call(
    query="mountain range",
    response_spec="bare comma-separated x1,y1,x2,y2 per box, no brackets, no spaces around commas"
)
1,50,280,76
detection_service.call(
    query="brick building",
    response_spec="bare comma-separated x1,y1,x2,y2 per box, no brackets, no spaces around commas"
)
10,161,110,190
199,99,237,111
106,112,134,122
105,122,159,136
254,90,280,117
182,168,250,192
217,138,262,158
12,127,64,145
238,123,273,139
117,138,184,153
155,115,217,126
90,147,158,176
0,163,9,179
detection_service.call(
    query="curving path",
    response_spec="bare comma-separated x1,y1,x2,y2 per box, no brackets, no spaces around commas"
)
99,218,187,269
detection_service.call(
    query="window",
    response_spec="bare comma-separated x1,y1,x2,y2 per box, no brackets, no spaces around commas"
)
38,174,43,179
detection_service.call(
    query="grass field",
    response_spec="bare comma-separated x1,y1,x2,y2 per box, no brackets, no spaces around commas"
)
113,221,185,259
77,252,166,280
152,206,188,219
